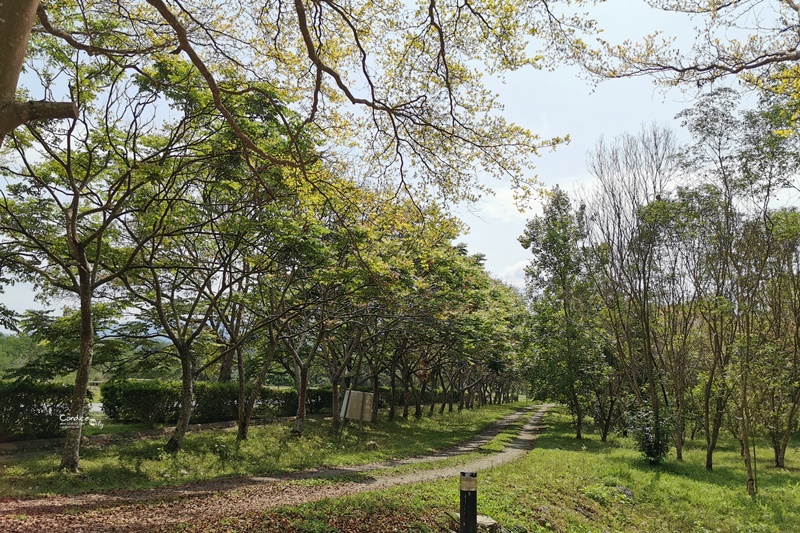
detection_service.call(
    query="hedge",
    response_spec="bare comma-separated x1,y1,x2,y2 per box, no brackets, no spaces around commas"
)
0,380,91,441
101,380,333,426
100,379,181,426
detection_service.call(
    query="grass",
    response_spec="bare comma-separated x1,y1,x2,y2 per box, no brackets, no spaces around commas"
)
294,414,531,485
5,404,799,532
0,401,528,497
195,407,800,533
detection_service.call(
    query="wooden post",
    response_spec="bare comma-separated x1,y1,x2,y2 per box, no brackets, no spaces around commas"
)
459,471,477,533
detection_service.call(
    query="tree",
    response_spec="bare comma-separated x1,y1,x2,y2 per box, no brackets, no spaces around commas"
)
0,39,208,469
118,173,248,452
115,129,303,450
0,0,600,204
761,208,800,469
0,1,77,146
520,186,602,439
8,307,125,382
585,123,680,461
581,1,800,89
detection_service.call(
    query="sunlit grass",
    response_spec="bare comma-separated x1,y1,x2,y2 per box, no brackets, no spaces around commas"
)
217,407,800,533
0,402,528,497
6,404,796,533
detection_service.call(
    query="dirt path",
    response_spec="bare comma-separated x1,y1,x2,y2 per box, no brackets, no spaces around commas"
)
0,404,551,532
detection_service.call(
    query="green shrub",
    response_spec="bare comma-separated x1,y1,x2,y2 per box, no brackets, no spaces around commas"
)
628,407,673,465
101,379,333,425
0,380,91,440
253,387,333,417
192,382,239,423
306,387,333,414
101,380,180,426
256,387,297,418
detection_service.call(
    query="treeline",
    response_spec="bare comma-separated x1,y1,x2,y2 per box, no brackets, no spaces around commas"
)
522,89,800,495
0,25,533,471
0,169,528,449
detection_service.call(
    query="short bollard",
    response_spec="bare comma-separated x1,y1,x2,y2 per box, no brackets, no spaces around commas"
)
459,471,477,533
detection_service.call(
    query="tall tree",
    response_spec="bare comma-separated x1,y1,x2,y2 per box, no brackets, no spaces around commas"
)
520,186,601,439
0,45,204,470
585,123,680,462
1,0,599,205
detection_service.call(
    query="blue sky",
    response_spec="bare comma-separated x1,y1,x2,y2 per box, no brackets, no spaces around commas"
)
456,1,698,289
456,72,691,289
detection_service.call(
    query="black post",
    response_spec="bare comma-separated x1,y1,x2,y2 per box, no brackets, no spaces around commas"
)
459,471,477,533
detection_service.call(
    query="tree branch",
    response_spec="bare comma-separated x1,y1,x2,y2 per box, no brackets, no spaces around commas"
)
0,100,78,146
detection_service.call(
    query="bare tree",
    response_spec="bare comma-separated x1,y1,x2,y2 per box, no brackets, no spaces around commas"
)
585,122,680,462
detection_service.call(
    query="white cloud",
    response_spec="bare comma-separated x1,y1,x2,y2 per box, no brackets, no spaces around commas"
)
464,187,537,224
496,259,529,289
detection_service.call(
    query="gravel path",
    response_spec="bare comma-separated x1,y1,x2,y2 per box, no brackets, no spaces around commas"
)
0,404,551,532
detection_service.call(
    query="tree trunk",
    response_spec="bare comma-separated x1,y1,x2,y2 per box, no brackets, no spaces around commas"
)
568,380,583,439
0,0,38,102
330,380,341,433
772,436,787,469
238,337,278,441
0,1,78,145
388,357,397,421
741,318,757,497
705,395,725,470
428,367,439,416
59,283,94,472
769,401,798,469
439,372,448,415
600,396,615,443
218,347,235,382
415,379,426,419
165,351,194,453
674,399,685,461
237,346,249,441
292,365,309,436
402,370,410,419
371,374,381,422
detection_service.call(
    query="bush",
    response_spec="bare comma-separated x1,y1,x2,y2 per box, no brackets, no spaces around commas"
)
256,387,297,418
101,380,333,425
0,380,91,440
192,381,240,423
101,380,180,426
306,387,333,414
253,387,332,417
628,407,673,465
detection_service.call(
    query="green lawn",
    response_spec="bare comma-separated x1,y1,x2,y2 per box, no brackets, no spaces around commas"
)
3,405,798,533
0,402,528,497
202,408,800,533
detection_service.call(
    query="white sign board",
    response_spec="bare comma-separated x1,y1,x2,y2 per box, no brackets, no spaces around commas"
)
340,390,374,422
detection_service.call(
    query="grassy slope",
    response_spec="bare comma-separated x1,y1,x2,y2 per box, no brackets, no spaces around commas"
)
221,408,800,533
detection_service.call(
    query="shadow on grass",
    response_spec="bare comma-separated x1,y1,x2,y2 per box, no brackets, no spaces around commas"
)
533,430,623,454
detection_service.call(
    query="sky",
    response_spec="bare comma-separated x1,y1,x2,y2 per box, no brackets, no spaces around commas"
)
454,1,710,289
0,1,738,315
